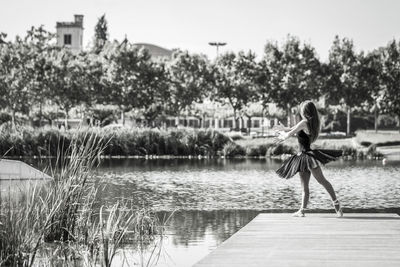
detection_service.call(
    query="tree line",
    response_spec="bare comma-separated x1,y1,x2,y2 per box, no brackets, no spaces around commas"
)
0,16,399,134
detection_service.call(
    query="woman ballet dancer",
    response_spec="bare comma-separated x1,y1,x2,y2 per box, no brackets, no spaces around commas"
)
274,100,343,217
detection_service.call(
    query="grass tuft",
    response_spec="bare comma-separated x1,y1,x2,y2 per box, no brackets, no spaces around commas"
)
0,131,163,266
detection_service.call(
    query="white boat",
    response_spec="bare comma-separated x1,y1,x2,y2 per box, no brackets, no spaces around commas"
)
0,159,52,180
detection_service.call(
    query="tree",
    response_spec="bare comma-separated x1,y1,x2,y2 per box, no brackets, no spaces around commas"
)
83,50,108,107
325,36,371,135
213,51,259,130
87,105,118,126
241,103,264,134
254,59,274,135
140,62,170,126
93,14,108,53
166,50,214,125
48,49,89,128
105,41,159,125
0,33,8,109
0,26,58,128
380,40,400,132
263,36,323,126
0,36,31,127
256,59,272,112
0,32,7,44
24,26,57,126
359,50,383,132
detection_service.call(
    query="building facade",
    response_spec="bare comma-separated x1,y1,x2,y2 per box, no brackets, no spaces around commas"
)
56,15,84,52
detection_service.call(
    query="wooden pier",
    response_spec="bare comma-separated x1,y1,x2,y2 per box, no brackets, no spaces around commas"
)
194,213,400,267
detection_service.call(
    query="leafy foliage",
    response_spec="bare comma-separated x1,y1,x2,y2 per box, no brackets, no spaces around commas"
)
0,126,231,157
213,51,259,129
93,14,108,53
380,40,400,120
1,24,400,132
262,36,323,111
166,50,214,116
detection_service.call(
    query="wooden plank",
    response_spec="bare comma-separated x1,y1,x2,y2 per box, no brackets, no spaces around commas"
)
193,213,400,267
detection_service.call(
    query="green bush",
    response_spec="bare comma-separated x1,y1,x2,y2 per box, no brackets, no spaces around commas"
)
0,126,230,157
245,146,261,157
268,143,295,156
245,144,272,157
341,146,357,158
222,142,246,157
365,144,384,158
377,114,399,130
0,112,12,125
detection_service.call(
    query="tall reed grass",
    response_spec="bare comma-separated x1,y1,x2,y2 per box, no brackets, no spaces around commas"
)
0,131,165,266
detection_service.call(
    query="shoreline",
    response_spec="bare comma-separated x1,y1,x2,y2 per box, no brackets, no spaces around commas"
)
1,153,385,160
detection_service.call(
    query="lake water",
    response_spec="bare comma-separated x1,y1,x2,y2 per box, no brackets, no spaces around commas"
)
96,158,400,211
94,158,400,266
1,158,400,266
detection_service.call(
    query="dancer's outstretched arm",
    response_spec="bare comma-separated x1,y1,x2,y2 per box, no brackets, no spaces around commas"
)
272,121,292,132
275,120,307,143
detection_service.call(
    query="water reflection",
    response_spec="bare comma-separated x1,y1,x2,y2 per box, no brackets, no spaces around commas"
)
0,179,45,201
110,210,259,267
158,210,258,247
98,157,282,172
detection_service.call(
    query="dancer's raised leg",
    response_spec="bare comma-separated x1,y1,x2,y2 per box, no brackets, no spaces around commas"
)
310,166,343,217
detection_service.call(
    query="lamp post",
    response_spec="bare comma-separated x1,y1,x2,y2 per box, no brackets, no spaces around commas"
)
208,42,227,58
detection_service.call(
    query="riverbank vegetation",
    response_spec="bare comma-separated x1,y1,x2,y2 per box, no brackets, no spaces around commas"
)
0,133,164,266
0,125,386,159
234,135,384,159
0,124,231,158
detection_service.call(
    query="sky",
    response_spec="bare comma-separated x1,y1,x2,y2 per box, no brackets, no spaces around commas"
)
1,0,400,60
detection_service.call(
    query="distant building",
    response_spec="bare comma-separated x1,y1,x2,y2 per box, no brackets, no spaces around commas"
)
56,15,84,52
133,43,173,60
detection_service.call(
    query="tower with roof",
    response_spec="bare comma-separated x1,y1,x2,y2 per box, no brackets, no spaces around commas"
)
56,15,84,51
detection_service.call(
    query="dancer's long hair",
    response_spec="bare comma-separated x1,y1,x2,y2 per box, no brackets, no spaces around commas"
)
300,100,320,143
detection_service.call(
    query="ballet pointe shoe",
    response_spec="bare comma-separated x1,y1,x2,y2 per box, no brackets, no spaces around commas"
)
332,199,343,217
292,208,306,217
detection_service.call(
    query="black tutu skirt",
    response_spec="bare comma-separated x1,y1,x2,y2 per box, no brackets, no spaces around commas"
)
276,149,342,179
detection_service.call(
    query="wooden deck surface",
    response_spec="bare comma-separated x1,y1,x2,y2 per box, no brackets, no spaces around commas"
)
193,213,400,267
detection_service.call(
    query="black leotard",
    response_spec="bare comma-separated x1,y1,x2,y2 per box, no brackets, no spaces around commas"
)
276,130,342,179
